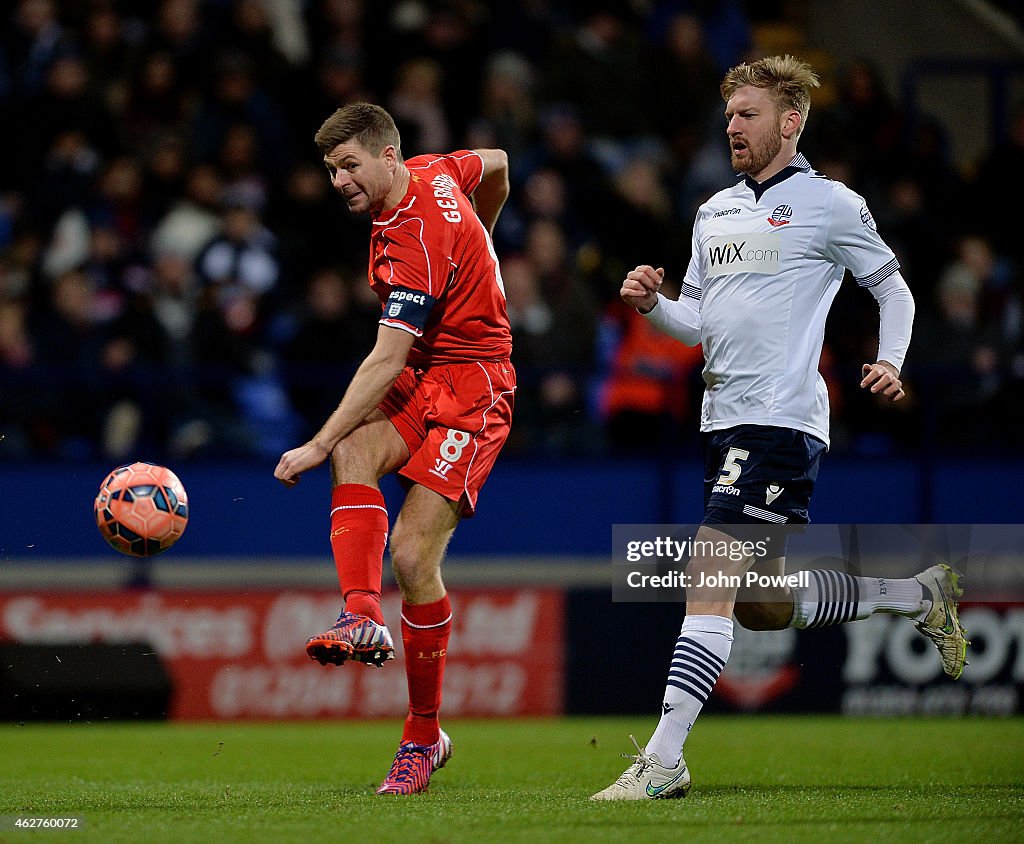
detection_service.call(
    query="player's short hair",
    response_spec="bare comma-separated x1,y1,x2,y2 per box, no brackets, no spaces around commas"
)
314,102,403,158
720,55,821,138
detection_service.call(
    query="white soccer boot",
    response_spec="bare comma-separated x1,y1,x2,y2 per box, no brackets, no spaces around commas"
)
590,735,691,801
915,563,970,680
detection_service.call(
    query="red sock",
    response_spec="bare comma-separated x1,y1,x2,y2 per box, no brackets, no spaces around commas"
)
401,594,452,746
329,484,388,625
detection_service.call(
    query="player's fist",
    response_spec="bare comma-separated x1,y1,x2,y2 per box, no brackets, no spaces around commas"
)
860,361,905,402
274,441,331,487
621,265,664,314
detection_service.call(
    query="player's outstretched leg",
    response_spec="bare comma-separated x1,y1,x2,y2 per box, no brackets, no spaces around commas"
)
915,563,970,679
305,611,395,667
590,735,691,801
789,564,971,679
376,729,453,795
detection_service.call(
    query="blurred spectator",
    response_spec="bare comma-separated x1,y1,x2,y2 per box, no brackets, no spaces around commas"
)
150,164,225,264
512,221,605,454
911,258,1003,446
143,0,213,94
195,185,281,331
517,104,616,252
816,59,904,196
141,134,190,225
419,3,489,141
476,50,537,165
122,51,191,152
217,123,271,209
80,4,136,115
593,156,678,291
29,269,112,457
647,12,721,162
489,2,570,62
647,0,753,75
2,0,74,101
281,266,376,437
294,46,373,134
269,161,369,283
540,6,651,141
599,280,704,454
305,0,377,71
503,166,592,255
17,52,119,187
85,155,149,264
0,297,38,456
871,174,943,301
221,0,296,100
973,101,1024,265
190,50,291,181
388,57,451,156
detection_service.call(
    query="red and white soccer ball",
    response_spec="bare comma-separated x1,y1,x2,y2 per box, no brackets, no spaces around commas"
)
94,462,189,557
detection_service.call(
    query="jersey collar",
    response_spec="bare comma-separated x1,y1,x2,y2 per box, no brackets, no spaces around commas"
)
742,152,811,201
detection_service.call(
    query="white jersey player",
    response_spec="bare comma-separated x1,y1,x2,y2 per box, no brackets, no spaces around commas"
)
650,149,908,446
592,55,969,802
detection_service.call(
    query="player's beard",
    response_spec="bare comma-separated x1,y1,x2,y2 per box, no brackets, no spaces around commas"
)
731,123,783,178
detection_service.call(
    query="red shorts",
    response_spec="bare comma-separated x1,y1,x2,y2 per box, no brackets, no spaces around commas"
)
379,360,515,517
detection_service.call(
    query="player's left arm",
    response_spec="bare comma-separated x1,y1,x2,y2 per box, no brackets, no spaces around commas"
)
469,148,509,235
824,186,915,403
860,270,914,402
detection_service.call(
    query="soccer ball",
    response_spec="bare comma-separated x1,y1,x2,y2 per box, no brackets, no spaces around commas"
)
94,462,189,557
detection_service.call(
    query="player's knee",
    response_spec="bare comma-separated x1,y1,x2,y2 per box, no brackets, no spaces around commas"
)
388,526,433,587
329,437,363,477
734,599,793,631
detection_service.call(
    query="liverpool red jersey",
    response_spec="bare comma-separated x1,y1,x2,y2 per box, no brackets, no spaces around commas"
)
367,151,513,366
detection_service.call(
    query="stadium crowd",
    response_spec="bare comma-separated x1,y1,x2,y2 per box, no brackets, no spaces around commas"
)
1,0,1021,463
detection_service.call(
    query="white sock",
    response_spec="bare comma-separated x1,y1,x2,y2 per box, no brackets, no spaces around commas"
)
790,570,929,628
857,574,931,619
644,614,733,768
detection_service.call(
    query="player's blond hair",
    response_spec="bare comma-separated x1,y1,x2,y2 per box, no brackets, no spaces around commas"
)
720,55,820,138
314,102,403,159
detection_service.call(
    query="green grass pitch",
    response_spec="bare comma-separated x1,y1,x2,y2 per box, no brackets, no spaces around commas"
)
2,717,1022,843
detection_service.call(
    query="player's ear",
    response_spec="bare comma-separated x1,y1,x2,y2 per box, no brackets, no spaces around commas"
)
782,109,801,140
383,144,398,172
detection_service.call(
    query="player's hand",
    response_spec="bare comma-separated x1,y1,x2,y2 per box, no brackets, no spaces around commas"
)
274,441,331,488
621,265,664,314
860,361,905,402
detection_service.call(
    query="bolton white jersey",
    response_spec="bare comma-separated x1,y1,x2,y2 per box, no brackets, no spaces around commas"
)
647,153,901,447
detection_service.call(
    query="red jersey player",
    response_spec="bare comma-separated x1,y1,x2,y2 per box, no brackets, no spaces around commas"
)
274,103,515,795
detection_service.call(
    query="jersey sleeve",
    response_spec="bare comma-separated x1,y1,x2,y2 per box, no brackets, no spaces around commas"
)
823,184,900,288
376,218,444,336
435,151,484,196
681,211,707,303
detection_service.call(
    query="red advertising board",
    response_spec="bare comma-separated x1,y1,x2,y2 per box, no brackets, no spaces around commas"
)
0,588,565,720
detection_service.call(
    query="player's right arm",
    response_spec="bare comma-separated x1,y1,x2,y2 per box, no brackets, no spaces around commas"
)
469,148,509,235
274,325,414,487
624,266,701,347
